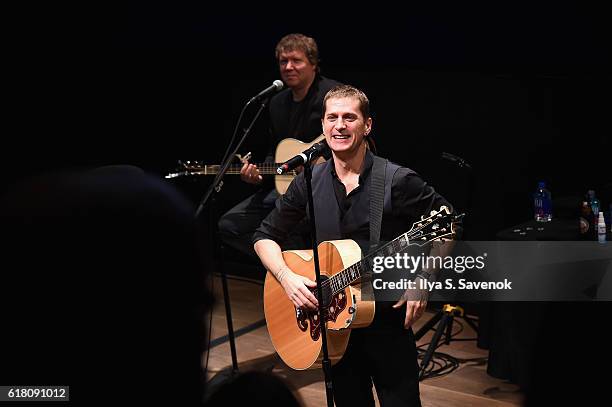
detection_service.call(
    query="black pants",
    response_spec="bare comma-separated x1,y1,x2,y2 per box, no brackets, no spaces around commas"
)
217,188,310,257
332,322,421,407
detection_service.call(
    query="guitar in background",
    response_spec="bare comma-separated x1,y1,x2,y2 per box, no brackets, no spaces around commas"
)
166,135,325,194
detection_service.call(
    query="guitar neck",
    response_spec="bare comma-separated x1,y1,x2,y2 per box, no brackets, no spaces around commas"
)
326,233,413,296
327,211,454,296
193,163,289,175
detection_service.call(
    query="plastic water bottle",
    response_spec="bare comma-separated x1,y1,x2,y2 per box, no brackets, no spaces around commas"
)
533,181,552,222
598,212,607,243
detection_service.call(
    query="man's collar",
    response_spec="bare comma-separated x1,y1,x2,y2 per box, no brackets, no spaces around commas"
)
329,149,373,182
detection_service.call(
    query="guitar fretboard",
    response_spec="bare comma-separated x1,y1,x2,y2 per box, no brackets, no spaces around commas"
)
326,232,412,296
184,164,296,176
326,211,452,296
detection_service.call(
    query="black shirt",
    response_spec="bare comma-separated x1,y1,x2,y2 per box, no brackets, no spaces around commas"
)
253,150,455,250
329,150,372,247
253,149,458,326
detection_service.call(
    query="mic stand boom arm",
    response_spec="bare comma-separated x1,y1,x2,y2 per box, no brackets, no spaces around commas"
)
196,98,268,217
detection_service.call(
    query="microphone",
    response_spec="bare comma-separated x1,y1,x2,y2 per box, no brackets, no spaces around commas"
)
249,80,284,103
277,140,330,175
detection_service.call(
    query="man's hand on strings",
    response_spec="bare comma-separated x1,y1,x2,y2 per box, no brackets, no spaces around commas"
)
240,161,263,184
279,268,318,311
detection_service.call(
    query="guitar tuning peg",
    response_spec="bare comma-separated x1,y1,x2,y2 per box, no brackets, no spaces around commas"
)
430,210,437,216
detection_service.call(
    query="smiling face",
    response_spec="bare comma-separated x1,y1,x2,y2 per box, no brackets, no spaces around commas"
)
278,49,317,91
322,97,372,157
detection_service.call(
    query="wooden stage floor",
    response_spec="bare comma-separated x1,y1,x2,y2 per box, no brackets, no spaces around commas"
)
204,275,523,406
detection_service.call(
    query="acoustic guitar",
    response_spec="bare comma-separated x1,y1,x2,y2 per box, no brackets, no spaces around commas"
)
263,206,459,370
165,135,325,195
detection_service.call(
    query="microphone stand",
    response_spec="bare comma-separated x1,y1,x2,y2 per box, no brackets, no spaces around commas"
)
303,156,335,407
415,152,474,380
440,152,474,239
195,97,269,382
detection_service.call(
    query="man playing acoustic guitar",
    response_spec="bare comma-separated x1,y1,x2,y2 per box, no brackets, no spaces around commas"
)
218,33,341,257
253,85,458,406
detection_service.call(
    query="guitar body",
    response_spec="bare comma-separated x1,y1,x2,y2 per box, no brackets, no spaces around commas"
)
274,134,326,194
263,239,375,370
262,206,459,370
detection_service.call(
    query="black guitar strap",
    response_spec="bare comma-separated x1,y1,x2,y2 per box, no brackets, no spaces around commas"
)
369,156,387,254
369,155,401,254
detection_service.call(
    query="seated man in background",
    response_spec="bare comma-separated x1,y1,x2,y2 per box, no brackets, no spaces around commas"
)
218,33,341,257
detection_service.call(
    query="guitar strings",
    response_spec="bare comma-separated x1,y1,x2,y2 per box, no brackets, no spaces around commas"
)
318,218,452,296
319,230,436,293
186,164,297,176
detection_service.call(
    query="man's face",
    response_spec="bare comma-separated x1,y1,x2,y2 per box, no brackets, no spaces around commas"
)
322,97,371,156
278,49,316,90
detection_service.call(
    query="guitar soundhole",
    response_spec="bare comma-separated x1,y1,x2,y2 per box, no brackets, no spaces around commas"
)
295,276,348,341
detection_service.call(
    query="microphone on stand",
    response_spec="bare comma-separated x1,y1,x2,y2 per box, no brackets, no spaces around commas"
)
276,140,330,175
248,80,284,104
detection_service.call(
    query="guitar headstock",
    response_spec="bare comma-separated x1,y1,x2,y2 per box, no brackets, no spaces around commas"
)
178,160,205,170
165,160,210,179
407,206,464,245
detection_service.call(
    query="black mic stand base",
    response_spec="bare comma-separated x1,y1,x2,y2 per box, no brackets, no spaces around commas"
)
415,303,479,380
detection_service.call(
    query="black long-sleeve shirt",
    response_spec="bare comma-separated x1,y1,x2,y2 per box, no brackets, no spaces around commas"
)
253,150,456,251
254,150,459,326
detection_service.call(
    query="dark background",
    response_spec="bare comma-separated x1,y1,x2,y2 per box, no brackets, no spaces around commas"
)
5,3,611,239
2,3,611,399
